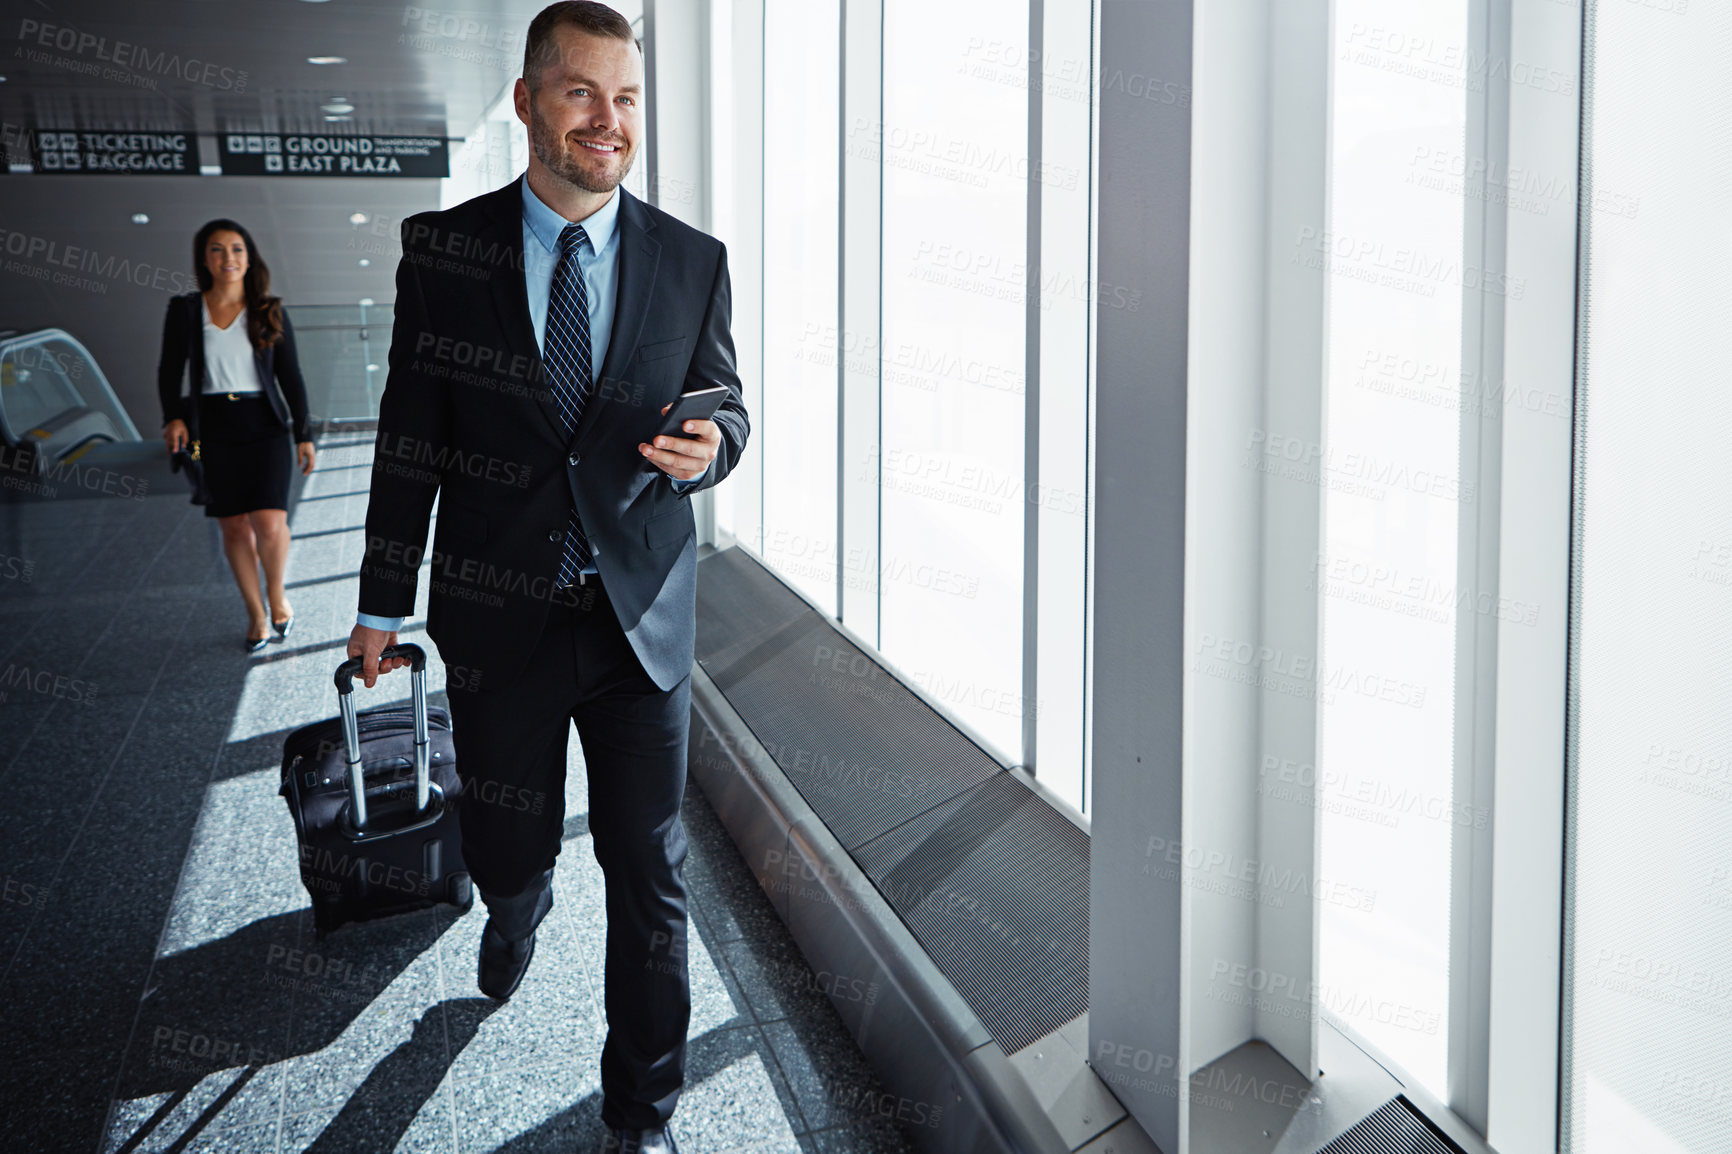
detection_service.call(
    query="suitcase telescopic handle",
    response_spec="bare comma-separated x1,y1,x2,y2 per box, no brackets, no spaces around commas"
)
333,643,431,831
334,643,427,694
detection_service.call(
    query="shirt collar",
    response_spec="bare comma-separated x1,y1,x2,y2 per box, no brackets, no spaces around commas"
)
521,175,622,255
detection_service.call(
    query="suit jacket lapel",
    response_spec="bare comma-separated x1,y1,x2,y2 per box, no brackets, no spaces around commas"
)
482,178,567,443
576,188,660,452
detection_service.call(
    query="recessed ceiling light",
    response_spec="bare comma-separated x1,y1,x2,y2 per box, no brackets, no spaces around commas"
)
359,298,374,306
131,213,149,224
348,212,368,225
324,115,351,122
366,363,380,372
358,259,370,267
307,56,346,65
321,101,354,114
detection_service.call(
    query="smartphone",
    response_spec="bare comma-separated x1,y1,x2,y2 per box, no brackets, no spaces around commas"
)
653,386,730,440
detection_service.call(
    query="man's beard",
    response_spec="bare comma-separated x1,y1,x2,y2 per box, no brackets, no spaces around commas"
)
529,109,633,194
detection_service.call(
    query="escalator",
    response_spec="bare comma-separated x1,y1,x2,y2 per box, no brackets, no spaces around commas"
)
0,328,143,477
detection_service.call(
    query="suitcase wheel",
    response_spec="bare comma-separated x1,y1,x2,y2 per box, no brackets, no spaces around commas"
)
449,872,473,911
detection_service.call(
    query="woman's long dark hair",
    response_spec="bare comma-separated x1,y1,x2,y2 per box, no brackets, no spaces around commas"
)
192,218,285,350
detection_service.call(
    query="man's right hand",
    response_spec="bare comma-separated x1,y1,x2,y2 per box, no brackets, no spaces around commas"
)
348,624,409,688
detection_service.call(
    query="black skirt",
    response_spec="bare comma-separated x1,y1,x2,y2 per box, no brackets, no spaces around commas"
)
197,393,292,517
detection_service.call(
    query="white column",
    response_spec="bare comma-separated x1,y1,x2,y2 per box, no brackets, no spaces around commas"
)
1087,2,1195,1149
646,0,722,545
1032,0,1094,812
643,0,710,230
1481,1,1579,1149
719,0,764,552
650,0,771,551
1089,0,1331,1148
838,0,882,639
1249,0,1329,1077
1179,0,1330,1105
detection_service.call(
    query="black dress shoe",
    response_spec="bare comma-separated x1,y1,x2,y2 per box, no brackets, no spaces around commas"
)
477,920,537,1000
272,614,294,639
244,632,268,653
601,1127,677,1154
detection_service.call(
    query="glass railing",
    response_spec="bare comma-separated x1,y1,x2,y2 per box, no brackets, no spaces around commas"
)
285,301,395,427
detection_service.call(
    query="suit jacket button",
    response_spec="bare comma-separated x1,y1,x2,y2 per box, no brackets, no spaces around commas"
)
549,529,561,542
568,452,580,467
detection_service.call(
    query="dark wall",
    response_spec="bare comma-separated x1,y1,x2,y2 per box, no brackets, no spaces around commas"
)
0,174,447,430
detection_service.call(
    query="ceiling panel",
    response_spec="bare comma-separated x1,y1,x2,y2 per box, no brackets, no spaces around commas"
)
0,0,643,140
0,0,646,425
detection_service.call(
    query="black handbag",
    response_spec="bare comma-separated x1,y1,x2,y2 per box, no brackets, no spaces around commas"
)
169,440,209,505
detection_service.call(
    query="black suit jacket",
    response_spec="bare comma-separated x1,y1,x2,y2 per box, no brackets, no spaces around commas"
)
359,178,749,691
155,292,313,443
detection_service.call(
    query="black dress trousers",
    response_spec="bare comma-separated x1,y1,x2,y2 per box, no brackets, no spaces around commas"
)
444,579,693,1132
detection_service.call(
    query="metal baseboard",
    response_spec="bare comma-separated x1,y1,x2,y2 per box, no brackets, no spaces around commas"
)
687,546,1152,1154
687,546,1496,1154
1317,1098,1466,1154
693,548,1091,1058
691,667,1074,1154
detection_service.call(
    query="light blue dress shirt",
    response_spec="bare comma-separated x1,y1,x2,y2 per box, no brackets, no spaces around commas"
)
357,179,705,633
522,174,622,376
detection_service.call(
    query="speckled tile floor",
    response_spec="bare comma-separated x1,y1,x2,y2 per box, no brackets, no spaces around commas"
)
0,436,914,1154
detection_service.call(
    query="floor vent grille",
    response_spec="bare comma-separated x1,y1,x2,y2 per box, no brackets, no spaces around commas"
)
1319,1096,1467,1154
695,547,1091,1054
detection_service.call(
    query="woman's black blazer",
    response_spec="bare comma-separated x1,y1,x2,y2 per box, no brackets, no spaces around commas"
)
156,291,313,443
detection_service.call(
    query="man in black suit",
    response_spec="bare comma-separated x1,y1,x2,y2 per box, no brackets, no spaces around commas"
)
348,4,748,1150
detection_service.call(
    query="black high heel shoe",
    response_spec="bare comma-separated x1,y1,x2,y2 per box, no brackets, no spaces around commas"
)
272,614,294,640
244,631,268,653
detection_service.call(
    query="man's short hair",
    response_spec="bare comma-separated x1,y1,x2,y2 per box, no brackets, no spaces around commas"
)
523,2,640,91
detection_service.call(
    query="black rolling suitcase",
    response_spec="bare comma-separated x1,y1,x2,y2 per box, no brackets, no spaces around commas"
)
279,643,472,937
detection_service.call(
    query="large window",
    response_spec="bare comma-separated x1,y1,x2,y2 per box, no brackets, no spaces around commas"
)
1564,4,1732,1150
877,0,1029,759
758,0,841,615
736,0,1088,779
714,1,1676,1144
1319,0,1469,1097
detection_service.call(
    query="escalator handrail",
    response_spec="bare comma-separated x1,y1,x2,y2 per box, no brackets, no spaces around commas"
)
0,327,142,445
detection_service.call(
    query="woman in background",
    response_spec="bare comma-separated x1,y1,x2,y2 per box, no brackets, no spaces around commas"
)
158,219,315,651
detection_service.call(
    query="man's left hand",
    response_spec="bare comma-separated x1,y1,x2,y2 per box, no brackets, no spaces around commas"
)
639,403,719,481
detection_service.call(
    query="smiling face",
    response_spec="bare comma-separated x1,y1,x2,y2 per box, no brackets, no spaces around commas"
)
203,230,248,286
515,25,642,195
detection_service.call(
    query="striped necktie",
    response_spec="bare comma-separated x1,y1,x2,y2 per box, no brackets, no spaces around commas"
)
544,221,593,585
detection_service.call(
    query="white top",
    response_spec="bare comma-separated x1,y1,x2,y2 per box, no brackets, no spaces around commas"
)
201,297,261,394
